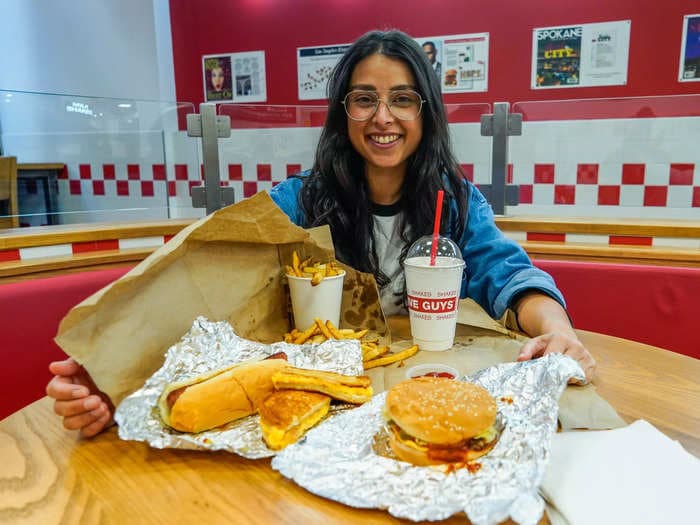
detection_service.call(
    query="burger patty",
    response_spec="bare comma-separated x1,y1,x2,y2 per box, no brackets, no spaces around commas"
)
388,421,497,461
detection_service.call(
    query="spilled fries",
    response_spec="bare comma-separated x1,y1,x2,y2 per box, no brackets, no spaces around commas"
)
363,345,419,369
282,318,420,369
285,250,343,286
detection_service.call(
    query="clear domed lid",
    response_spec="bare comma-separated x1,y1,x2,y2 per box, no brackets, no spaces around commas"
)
406,235,463,260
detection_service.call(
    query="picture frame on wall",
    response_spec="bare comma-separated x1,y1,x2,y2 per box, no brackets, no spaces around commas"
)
531,20,630,89
202,54,234,102
678,14,700,82
202,51,267,103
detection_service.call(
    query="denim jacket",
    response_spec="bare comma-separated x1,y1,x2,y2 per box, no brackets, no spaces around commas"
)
269,174,565,320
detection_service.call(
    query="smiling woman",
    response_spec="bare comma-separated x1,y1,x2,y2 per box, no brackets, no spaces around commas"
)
45,29,596,438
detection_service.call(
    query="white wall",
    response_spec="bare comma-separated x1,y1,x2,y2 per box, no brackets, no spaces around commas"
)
0,0,175,101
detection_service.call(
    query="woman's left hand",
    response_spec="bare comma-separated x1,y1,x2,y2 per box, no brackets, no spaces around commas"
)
516,332,596,384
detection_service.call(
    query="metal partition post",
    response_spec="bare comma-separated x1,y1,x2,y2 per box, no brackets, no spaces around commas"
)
480,102,521,215
187,102,234,214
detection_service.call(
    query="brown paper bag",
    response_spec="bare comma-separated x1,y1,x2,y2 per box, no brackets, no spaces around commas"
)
55,192,387,407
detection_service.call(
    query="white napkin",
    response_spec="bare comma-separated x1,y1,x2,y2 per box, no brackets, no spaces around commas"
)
541,419,700,525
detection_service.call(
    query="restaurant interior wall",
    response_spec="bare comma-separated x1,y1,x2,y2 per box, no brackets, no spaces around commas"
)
1,1,699,227
169,0,700,221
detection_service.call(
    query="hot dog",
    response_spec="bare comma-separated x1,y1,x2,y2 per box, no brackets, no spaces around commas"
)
158,356,288,433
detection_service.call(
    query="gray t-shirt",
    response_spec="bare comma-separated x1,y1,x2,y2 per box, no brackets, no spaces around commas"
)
372,211,408,316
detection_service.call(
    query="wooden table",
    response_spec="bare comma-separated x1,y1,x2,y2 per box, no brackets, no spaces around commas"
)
1,328,698,524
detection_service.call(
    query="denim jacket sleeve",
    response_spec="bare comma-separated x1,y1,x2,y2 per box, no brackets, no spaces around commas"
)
268,175,305,226
455,181,566,319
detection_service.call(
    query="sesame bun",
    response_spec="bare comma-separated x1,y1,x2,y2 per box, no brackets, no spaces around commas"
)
386,377,496,445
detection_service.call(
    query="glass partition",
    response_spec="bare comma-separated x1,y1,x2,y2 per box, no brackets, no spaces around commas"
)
0,89,202,229
510,94,700,220
217,103,327,200
216,102,492,203
445,102,492,190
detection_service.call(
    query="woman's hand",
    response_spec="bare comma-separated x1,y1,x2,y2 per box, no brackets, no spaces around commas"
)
46,358,115,437
513,291,597,384
517,332,596,384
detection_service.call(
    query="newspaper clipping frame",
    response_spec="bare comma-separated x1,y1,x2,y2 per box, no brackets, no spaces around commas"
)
532,20,631,89
679,14,700,82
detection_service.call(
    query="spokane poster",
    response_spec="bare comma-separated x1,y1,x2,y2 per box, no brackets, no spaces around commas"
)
532,20,630,89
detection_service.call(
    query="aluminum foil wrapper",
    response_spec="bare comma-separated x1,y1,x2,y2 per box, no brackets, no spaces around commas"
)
272,353,585,525
115,316,363,459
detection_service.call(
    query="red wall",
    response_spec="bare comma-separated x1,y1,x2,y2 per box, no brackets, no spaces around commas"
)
170,0,700,108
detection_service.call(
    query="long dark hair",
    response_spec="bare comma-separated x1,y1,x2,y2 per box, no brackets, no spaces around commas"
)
298,29,468,291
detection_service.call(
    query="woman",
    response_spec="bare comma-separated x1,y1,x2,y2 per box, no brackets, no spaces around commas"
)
46,30,594,437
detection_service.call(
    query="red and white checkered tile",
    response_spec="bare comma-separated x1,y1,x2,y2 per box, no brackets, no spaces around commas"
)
0,236,173,263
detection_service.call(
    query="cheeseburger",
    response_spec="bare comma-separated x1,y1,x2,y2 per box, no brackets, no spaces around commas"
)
384,377,499,466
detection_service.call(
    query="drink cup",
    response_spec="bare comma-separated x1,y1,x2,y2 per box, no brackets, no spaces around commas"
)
287,271,345,330
403,255,464,351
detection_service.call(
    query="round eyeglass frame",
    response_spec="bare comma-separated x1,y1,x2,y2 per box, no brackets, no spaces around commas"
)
341,90,426,121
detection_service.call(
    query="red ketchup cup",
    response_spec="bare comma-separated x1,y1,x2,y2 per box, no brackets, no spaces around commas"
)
405,364,460,381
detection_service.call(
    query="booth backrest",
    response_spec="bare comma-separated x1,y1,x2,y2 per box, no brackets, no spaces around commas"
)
2,259,697,420
533,259,699,360
0,267,131,419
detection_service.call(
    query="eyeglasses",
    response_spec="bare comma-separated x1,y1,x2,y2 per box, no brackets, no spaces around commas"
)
341,90,426,121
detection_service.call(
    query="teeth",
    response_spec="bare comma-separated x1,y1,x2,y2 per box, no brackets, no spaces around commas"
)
371,134,399,144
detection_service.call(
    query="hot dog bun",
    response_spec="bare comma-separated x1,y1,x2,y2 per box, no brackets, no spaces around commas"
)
158,358,288,433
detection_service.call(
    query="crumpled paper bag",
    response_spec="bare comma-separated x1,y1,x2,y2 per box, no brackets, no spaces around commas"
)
55,192,387,407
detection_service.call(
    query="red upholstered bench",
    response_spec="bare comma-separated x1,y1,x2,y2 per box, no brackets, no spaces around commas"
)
0,266,132,420
533,259,699,360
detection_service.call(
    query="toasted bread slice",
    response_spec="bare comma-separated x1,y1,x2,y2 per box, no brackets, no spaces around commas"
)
271,367,373,404
258,390,331,450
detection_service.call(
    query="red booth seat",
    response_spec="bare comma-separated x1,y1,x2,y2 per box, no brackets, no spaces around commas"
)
534,259,699,360
0,267,132,420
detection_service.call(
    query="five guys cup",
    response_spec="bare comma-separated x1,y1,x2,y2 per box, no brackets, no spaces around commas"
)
403,235,464,351
287,271,345,330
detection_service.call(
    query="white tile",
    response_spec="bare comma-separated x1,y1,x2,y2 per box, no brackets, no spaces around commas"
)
575,185,598,206
619,186,644,207
567,233,609,244
532,185,554,205
644,163,669,185
503,230,527,242
598,163,622,185
119,236,165,250
666,186,692,208
554,162,577,184
652,237,700,249
20,244,72,259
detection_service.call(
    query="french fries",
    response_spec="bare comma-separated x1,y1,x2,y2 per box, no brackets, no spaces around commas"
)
285,250,343,286
282,318,420,369
363,344,419,369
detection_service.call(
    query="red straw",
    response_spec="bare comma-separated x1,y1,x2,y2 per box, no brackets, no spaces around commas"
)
430,190,444,266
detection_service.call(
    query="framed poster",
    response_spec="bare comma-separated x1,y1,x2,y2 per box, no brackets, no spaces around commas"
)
417,33,489,92
203,54,233,102
231,51,267,102
203,51,267,103
532,20,630,89
297,44,351,101
679,14,700,81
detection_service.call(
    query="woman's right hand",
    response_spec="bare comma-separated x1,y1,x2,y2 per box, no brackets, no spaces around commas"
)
46,358,114,438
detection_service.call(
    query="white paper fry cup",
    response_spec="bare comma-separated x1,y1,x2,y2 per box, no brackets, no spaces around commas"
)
287,271,345,330
403,256,464,351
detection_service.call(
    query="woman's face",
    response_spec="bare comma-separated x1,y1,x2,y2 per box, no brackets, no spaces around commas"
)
346,54,423,178
211,67,224,91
